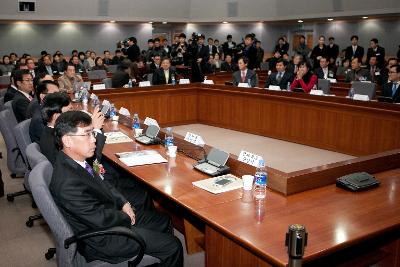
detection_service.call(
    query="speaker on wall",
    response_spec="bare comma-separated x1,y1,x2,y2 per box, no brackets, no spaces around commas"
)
18,1,35,12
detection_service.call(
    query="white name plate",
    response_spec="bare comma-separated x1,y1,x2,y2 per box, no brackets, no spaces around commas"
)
92,83,106,90
353,94,370,101
238,83,250,88
238,150,263,167
267,85,281,91
310,90,324,96
203,80,214,85
143,117,159,126
179,79,190,84
139,81,151,87
184,132,205,146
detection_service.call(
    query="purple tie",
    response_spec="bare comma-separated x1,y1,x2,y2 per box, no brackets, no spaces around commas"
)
84,162,94,177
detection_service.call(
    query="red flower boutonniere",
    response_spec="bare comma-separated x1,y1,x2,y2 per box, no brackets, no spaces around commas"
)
93,159,106,176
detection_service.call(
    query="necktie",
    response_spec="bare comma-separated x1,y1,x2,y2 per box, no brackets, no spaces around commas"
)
393,83,398,97
353,46,356,55
164,70,169,83
85,162,94,177
277,72,282,83
241,71,246,82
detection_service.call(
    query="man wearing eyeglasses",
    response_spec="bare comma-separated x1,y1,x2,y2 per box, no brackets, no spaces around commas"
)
50,110,183,266
382,65,400,103
11,69,34,122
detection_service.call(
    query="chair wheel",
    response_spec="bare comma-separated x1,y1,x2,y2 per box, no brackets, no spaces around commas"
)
7,195,14,202
45,250,55,260
26,219,34,227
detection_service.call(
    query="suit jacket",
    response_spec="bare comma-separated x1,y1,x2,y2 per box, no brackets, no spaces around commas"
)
327,44,339,61
125,44,140,62
26,98,40,119
264,72,294,89
367,46,385,68
382,82,400,103
49,151,136,264
152,68,176,85
12,90,31,123
111,70,130,88
190,44,209,82
315,67,337,79
4,85,18,103
345,45,364,61
36,64,58,76
310,45,329,67
344,68,371,83
207,45,218,56
149,62,160,73
367,66,383,85
29,110,45,143
221,62,238,72
232,69,257,87
243,45,258,70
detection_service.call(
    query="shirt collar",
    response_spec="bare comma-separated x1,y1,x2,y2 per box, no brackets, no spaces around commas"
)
17,89,31,100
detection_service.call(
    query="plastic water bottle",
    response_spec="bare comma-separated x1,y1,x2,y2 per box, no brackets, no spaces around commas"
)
171,74,176,85
82,89,88,104
132,113,140,129
128,79,133,88
287,82,291,91
110,104,116,117
247,78,252,88
349,87,355,99
165,127,174,148
254,159,267,200
203,76,207,82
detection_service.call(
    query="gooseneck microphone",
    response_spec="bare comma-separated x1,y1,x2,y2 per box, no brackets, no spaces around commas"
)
285,224,308,267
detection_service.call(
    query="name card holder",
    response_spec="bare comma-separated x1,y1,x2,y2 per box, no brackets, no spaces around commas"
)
238,83,250,88
267,85,281,91
184,132,205,146
310,90,324,96
238,150,263,167
179,79,190,84
203,80,214,85
144,117,159,126
139,81,151,87
353,94,370,101
92,83,106,90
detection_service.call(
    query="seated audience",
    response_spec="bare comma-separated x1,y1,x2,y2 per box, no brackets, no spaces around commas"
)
83,51,96,70
58,64,83,93
36,55,58,76
70,55,85,73
381,57,398,85
221,54,237,72
26,77,57,119
344,58,370,82
368,56,383,85
52,53,67,73
213,53,222,71
111,60,131,88
92,57,109,71
103,50,113,65
0,55,15,74
10,53,18,65
315,56,337,80
112,49,125,65
268,51,282,72
205,55,216,74
290,61,317,93
12,69,34,122
49,110,183,266
382,65,400,102
152,58,176,85
264,59,294,89
4,70,19,103
131,57,148,82
78,52,86,64
232,57,257,87
26,58,37,78
345,35,364,62
336,59,350,76
286,54,303,76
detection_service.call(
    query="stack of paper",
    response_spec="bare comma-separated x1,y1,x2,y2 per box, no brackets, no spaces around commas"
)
192,174,243,194
104,131,133,144
116,150,167,167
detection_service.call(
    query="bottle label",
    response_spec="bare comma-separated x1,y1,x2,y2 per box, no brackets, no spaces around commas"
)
165,137,174,146
255,173,266,186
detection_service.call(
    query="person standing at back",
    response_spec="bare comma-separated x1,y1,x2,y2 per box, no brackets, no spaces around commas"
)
345,35,364,62
123,37,141,62
367,38,385,69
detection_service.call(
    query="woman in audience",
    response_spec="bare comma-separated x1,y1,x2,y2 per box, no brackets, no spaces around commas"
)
310,35,328,69
78,52,86,64
130,57,148,82
336,59,351,76
83,51,96,71
0,55,15,75
290,61,317,93
92,57,108,72
52,53,67,73
213,53,222,71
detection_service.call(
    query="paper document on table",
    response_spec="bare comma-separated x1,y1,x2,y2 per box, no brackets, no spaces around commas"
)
116,150,167,167
104,131,133,144
192,174,242,194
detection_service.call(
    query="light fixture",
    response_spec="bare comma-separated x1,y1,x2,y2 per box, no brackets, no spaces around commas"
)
362,16,368,19
327,18,334,21
109,20,116,23
222,21,228,24
298,20,304,23
162,21,167,24
148,21,153,24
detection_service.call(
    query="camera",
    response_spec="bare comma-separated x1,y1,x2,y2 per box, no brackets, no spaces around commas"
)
191,32,203,43
116,39,129,48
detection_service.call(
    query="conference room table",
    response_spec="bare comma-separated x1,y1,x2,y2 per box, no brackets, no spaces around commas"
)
84,83,400,267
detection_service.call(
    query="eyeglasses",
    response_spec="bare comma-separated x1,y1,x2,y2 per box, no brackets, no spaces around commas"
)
22,79,34,83
389,71,398,74
67,130,97,138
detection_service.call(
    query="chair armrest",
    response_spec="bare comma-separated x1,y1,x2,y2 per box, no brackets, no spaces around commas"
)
64,226,146,266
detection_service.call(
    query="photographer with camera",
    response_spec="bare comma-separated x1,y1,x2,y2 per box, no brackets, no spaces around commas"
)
236,34,257,70
121,37,140,62
188,33,209,82
171,33,189,66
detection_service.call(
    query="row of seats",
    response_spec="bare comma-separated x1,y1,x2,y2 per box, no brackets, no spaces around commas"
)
0,97,160,266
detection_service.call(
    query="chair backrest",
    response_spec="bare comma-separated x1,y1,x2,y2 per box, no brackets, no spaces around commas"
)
0,75,11,86
29,161,78,267
0,96,5,112
0,109,27,174
102,78,112,89
318,79,331,94
26,142,48,169
4,99,13,110
107,65,118,73
14,119,32,167
87,70,107,80
352,81,377,100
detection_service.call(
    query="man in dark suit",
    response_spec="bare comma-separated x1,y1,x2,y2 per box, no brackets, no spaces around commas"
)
221,54,238,72
36,55,58,76
367,38,385,69
26,80,59,120
148,55,161,73
12,69,34,122
222,35,236,60
315,56,337,80
345,58,370,82
327,37,339,65
50,110,183,266
345,35,364,62
207,38,218,56
264,59,294,89
232,57,257,87
189,34,209,82
123,37,141,62
241,34,258,70
152,58,176,85
111,61,131,88
382,65,400,103
4,69,19,103
367,56,383,85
